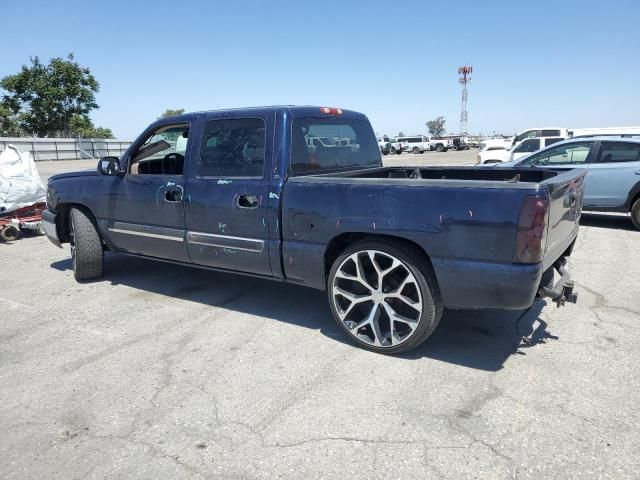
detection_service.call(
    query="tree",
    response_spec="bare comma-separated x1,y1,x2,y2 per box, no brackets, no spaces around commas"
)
68,113,113,138
0,104,24,136
398,131,406,137
426,117,446,137
159,108,185,119
0,54,107,137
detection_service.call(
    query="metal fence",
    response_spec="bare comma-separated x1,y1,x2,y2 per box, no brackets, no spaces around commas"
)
0,137,132,161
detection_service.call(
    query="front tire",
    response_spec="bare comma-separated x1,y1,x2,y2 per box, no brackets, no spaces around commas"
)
631,198,640,230
69,207,104,281
435,144,444,152
328,240,443,354
412,147,420,154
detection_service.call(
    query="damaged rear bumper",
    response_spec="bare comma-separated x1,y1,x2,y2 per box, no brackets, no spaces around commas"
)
537,258,578,307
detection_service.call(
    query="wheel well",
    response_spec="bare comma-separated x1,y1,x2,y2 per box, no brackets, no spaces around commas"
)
324,233,436,282
55,203,97,243
630,192,640,211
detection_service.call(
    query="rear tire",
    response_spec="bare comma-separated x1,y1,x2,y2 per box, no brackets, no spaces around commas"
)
412,147,420,154
69,207,104,281
435,144,444,152
631,198,640,230
390,147,397,155
328,240,443,355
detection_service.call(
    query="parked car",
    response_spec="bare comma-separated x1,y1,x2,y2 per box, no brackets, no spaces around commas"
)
42,106,584,354
511,127,569,146
389,138,406,155
428,137,451,152
496,137,640,229
568,126,640,138
377,138,391,155
477,137,566,165
396,135,429,154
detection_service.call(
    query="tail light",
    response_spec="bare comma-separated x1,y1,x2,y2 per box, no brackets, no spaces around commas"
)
513,196,549,263
320,107,343,115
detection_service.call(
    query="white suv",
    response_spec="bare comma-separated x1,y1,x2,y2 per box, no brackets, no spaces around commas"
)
396,135,429,154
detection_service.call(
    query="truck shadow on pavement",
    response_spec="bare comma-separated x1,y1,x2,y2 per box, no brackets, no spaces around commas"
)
51,253,557,372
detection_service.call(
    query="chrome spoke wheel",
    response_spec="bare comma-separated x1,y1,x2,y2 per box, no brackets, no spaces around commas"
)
332,250,423,348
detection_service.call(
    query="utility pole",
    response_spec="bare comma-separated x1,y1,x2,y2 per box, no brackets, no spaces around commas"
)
458,65,472,135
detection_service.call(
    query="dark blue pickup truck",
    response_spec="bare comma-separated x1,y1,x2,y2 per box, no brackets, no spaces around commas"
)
42,106,585,354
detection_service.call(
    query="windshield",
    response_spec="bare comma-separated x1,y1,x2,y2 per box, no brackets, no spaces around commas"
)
291,118,381,175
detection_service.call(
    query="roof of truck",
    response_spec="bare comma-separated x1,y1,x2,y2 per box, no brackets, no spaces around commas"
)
151,106,369,125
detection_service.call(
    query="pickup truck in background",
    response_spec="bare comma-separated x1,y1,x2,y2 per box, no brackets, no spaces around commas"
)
42,106,585,354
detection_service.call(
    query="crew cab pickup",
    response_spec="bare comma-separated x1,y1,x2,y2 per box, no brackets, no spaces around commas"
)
42,106,585,354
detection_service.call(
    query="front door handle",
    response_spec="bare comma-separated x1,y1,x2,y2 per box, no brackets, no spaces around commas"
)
634,170,640,176
238,194,259,209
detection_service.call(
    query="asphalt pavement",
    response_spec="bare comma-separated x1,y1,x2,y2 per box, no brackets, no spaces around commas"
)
1,151,639,479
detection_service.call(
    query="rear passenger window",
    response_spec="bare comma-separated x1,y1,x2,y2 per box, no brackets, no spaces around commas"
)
198,118,265,177
596,142,640,163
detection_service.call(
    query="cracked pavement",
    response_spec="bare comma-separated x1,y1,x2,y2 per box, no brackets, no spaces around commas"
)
1,153,639,479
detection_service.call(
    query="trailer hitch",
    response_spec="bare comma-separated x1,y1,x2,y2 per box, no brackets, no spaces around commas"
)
537,258,578,307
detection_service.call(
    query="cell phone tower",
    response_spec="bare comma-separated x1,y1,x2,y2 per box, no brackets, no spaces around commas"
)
458,65,472,135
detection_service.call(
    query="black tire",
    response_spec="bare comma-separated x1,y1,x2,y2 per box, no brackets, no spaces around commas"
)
396,149,403,155
69,207,104,281
630,198,640,230
412,147,420,154
390,147,397,155
327,239,443,355
0,225,20,242
435,144,444,152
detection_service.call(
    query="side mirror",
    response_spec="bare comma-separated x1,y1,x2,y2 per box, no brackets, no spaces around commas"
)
97,156,122,175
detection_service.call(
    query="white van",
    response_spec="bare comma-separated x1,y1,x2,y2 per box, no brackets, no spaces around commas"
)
395,135,429,154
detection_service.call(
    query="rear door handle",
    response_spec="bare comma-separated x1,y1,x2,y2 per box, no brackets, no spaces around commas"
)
237,194,259,209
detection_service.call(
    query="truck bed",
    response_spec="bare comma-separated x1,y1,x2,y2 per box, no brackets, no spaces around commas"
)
304,166,558,184
282,166,586,309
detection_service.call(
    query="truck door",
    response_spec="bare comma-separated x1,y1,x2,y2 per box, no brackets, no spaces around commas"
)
580,141,640,208
184,114,273,276
102,122,191,262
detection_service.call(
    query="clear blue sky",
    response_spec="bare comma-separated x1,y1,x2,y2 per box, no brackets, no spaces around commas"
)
2,0,639,139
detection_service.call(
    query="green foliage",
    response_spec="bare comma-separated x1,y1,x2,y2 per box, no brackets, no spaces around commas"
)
426,116,446,137
0,54,111,137
67,113,113,138
0,104,24,136
159,108,185,119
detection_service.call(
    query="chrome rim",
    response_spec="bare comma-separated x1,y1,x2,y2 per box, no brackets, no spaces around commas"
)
332,250,423,348
69,213,76,271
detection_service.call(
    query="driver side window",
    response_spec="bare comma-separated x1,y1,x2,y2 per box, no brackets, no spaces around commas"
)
129,123,189,175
